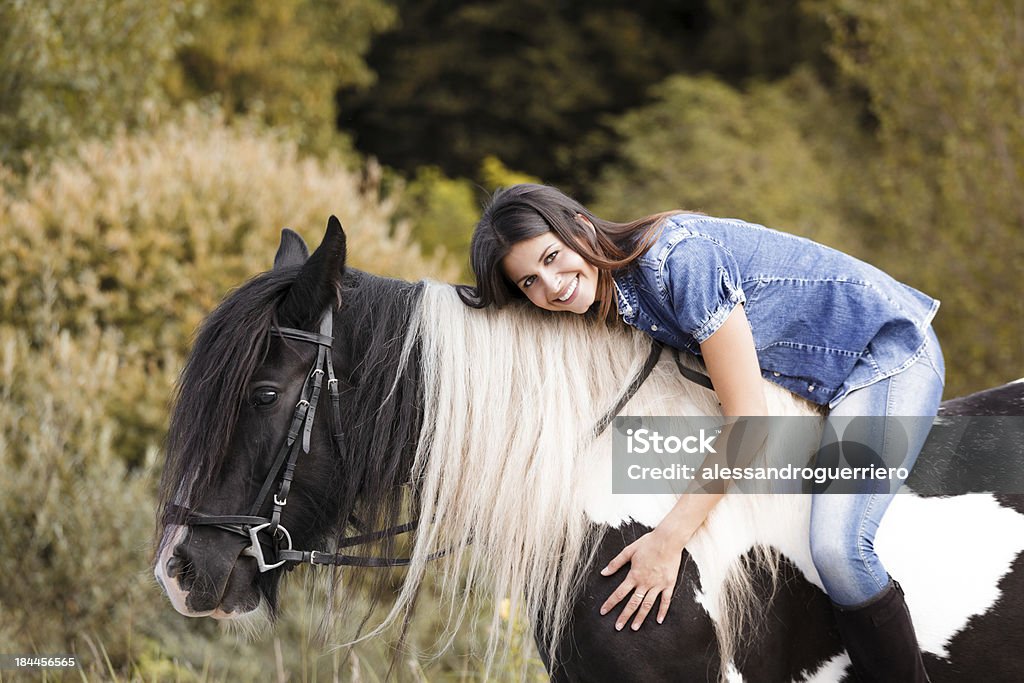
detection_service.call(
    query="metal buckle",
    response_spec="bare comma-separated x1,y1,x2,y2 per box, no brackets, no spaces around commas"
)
309,550,321,565
241,522,293,572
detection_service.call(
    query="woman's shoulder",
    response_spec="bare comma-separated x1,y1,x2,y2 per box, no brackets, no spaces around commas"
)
637,213,738,266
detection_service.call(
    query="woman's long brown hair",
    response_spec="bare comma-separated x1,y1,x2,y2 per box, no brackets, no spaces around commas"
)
459,184,681,322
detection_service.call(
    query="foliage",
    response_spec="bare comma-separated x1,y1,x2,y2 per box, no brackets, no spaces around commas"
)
0,106,457,464
813,0,1024,394
591,68,870,253
0,0,193,170
0,321,206,679
339,0,829,196
395,165,480,276
393,155,544,280
172,0,396,156
479,155,541,192
698,0,833,81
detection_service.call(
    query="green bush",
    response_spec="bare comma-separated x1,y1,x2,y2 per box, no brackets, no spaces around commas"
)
0,107,458,461
0,108,545,680
171,0,396,157
0,0,192,170
814,0,1024,395
591,68,868,253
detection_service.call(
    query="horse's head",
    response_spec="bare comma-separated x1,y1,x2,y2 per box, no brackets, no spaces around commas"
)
154,218,357,620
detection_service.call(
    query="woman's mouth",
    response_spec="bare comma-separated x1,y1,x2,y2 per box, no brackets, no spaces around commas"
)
556,275,579,304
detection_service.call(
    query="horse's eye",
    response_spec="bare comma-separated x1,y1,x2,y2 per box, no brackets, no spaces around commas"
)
253,389,279,407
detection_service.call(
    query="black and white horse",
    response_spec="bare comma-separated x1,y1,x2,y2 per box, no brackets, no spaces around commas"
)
154,219,1024,682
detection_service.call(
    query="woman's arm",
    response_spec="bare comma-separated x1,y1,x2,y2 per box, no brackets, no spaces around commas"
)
600,304,767,629
701,303,768,416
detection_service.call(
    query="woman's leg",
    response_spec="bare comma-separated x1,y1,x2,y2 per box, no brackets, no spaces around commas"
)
809,327,944,680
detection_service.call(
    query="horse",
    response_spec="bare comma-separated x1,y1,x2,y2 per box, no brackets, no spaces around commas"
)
154,218,1024,682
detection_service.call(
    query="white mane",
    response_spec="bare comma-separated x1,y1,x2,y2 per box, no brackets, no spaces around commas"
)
340,281,1024,682
352,281,825,678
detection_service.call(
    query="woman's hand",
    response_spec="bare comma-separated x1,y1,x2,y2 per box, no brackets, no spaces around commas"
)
598,525,694,630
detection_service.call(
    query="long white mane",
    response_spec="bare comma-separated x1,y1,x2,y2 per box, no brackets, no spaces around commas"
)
374,281,823,676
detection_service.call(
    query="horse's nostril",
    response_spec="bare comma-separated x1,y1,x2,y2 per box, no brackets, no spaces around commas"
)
169,548,196,589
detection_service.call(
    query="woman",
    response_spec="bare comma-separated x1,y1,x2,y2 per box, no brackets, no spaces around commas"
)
460,183,943,682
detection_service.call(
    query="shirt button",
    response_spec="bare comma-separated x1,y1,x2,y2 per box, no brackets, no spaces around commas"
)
808,385,815,392
651,324,658,331
773,372,781,377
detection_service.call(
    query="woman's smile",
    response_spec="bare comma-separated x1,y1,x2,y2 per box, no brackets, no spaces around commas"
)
554,274,579,303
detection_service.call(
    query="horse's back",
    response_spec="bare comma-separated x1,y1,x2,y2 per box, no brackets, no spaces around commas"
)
938,379,1024,417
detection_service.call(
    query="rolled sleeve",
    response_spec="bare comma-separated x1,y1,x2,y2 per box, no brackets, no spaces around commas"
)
662,236,747,343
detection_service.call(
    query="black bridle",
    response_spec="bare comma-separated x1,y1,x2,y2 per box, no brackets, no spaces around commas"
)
165,307,715,574
166,308,430,571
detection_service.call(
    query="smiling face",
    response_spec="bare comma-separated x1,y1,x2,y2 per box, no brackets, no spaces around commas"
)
501,232,600,314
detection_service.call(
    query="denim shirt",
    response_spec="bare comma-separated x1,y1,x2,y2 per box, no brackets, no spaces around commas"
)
612,214,940,408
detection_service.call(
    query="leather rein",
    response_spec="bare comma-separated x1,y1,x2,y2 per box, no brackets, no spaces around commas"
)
165,307,714,573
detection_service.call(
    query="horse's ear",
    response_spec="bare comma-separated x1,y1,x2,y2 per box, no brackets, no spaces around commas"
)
274,228,309,270
278,216,347,328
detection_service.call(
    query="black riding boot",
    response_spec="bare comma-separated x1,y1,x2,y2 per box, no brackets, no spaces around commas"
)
831,577,930,682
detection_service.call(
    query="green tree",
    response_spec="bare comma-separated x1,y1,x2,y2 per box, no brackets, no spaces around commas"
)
339,0,831,197
172,0,396,155
591,68,870,252
0,0,191,170
814,0,1024,395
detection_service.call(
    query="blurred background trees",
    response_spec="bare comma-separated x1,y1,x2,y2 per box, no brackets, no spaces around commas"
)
1,0,1020,678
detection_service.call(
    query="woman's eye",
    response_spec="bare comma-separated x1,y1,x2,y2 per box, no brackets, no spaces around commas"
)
544,250,558,265
253,389,279,407
523,275,536,288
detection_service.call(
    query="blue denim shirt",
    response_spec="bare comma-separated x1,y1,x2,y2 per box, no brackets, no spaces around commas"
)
612,214,940,408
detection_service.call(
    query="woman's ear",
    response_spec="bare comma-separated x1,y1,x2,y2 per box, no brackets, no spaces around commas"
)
575,213,596,231
575,213,599,247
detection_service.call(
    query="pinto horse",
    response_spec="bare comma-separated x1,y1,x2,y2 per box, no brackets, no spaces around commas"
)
154,219,1024,682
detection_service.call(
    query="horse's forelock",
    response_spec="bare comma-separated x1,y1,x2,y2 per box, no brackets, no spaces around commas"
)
158,269,298,526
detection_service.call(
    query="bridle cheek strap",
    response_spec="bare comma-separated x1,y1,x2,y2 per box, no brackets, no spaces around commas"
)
174,307,433,572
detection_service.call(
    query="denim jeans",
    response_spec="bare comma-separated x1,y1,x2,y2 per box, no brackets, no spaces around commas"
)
809,326,945,607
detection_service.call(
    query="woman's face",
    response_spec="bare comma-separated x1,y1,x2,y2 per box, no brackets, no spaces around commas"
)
501,232,599,314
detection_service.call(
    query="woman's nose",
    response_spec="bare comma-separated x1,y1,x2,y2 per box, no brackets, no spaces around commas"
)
538,271,561,295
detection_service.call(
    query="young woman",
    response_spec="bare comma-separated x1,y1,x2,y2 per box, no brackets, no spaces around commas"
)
460,183,943,682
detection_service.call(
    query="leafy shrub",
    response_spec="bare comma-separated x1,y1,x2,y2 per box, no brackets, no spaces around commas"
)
591,68,868,253
0,107,458,462
0,0,191,170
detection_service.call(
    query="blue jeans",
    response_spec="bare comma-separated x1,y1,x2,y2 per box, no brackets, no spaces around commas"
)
809,326,945,607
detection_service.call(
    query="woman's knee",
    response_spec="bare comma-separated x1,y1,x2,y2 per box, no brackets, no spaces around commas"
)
809,516,875,577
809,526,857,576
